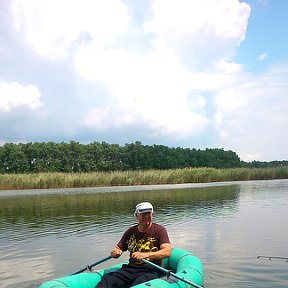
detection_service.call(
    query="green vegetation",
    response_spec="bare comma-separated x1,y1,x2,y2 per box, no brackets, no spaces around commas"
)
1,141,287,175
1,167,288,190
0,141,287,190
0,141,242,173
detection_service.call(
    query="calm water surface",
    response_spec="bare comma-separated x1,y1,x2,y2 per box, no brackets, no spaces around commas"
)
0,180,288,288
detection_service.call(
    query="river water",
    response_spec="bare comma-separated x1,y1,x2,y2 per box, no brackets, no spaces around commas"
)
0,179,288,288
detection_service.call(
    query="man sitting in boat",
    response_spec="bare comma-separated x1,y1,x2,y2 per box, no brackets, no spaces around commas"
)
95,202,172,288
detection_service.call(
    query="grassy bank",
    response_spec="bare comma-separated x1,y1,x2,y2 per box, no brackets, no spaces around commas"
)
1,167,288,191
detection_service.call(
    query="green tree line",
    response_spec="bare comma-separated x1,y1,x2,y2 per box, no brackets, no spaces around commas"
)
0,141,287,174
0,141,243,173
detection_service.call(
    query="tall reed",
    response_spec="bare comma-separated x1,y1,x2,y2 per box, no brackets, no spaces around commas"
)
0,167,287,191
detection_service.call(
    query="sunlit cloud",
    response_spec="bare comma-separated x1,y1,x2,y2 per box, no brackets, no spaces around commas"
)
73,0,250,137
0,81,42,112
144,0,250,68
11,0,130,59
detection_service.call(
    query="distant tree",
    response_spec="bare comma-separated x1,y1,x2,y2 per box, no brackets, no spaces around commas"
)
2,140,285,174
0,143,29,173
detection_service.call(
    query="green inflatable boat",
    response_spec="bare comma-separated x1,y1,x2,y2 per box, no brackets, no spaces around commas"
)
39,248,204,288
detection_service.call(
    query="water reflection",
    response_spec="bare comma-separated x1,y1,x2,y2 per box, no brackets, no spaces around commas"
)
1,180,288,288
0,185,240,242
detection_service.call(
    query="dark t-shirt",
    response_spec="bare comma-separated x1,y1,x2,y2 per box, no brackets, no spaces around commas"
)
117,223,170,266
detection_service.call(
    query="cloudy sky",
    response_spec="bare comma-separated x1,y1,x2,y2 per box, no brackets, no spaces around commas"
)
0,0,287,162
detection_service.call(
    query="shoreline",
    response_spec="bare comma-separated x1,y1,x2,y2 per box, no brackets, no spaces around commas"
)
1,178,287,197
1,166,288,192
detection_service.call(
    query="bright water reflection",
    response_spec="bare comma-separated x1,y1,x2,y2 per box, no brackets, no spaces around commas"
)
0,180,288,287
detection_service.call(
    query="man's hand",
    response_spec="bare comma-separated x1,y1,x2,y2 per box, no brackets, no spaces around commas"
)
111,246,123,258
132,243,171,261
131,251,147,260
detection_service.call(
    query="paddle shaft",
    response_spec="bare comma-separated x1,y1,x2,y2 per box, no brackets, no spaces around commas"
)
142,259,203,288
71,255,112,275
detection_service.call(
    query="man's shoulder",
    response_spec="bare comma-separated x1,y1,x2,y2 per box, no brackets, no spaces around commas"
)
125,224,138,232
152,223,167,230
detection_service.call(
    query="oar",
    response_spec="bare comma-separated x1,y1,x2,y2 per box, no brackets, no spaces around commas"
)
142,259,203,288
71,255,112,275
257,255,288,262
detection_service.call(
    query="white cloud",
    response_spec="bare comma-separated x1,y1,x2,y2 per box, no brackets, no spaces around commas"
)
144,0,251,67
145,0,250,40
214,63,288,161
76,39,210,137
213,86,250,139
11,0,130,59
241,153,261,162
215,60,243,74
84,106,136,129
215,88,248,115
0,81,42,112
73,0,250,137
258,53,268,61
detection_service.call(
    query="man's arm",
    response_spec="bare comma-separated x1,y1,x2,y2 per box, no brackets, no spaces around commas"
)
131,243,172,260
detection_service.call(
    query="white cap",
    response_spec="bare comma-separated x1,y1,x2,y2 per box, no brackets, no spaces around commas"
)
134,202,154,215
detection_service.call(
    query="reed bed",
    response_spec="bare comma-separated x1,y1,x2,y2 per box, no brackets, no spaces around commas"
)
0,167,288,191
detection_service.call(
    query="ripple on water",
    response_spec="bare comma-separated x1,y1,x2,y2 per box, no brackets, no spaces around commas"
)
1,179,288,288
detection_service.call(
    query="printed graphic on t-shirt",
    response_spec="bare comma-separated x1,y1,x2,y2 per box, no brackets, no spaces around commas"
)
127,235,158,253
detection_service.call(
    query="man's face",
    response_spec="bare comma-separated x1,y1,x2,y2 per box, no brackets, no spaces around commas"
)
136,212,153,226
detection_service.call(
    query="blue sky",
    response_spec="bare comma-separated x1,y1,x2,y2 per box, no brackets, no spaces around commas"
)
0,0,287,162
